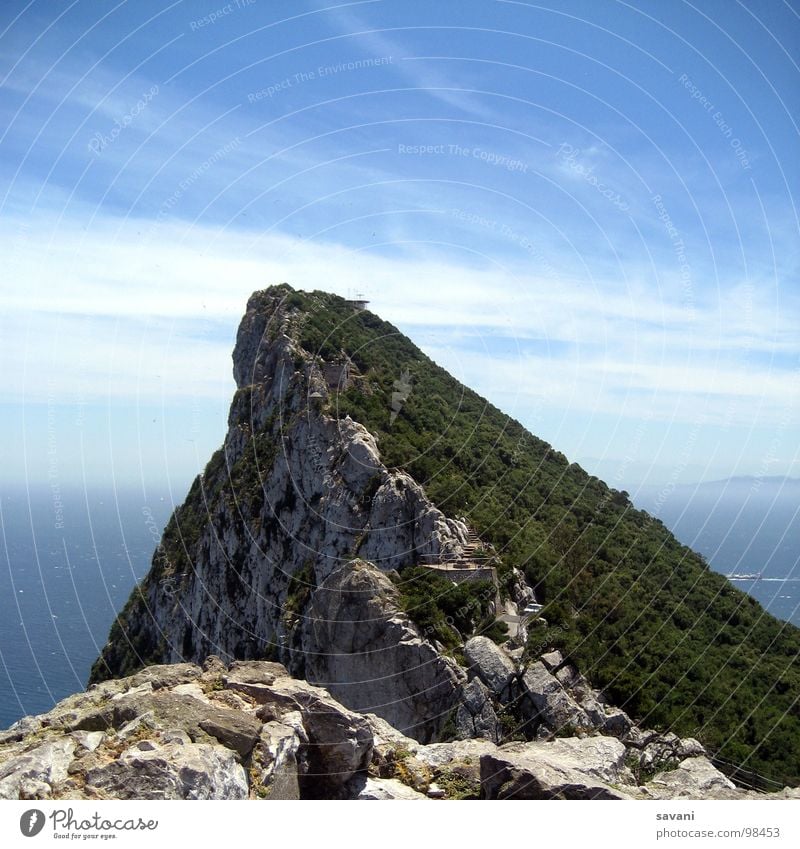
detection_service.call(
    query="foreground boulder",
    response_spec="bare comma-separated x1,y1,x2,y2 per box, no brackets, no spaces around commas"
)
0,659,368,800
83,741,248,800
252,675,374,796
480,738,633,800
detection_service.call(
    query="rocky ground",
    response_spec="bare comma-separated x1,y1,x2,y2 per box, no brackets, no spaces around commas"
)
2,658,797,801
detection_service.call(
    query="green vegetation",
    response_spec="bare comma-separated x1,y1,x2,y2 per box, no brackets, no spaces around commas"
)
283,286,800,788
389,567,497,650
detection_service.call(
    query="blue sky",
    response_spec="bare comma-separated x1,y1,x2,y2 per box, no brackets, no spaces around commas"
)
1,0,798,502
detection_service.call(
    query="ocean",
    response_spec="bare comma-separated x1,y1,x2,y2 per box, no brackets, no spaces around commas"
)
0,487,173,730
1,477,797,730
633,477,800,629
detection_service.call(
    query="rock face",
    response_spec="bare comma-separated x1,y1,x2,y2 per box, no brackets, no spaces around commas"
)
455,678,501,742
1,659,796,802
302,561,465,742
90,287,468,742
643,757,737,800
0,660,374,801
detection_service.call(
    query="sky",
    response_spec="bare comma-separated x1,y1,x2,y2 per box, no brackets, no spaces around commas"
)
1,0,799,504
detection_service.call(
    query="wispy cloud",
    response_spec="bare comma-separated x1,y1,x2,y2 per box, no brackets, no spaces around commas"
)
2,209,797,434
325,6,500,122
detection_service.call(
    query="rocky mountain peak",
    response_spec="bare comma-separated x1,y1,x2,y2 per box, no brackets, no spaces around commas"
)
84,284,800,791
90,285,472,741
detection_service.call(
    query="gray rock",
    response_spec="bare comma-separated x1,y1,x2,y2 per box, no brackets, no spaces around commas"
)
508,568,536,609
634,731,706,772
251,721,302,799
198,711,262,759
0,738,76,799
455,678,500,741
601,708,633,737
480,740,633,800
0,715,42,745
364,713,419,775
110,682,153,701
116,711,156,742
415,739,494,799
364,714,419,756
253,677,373,793
644,757,737,799
161,729,191,746
539,736,632,785
677,737,706,758
554,663,580,688
85,742,248,800
463,637,516,700
520,662,591,733
565,682,633,737
225,660,289,688
353,777,428,800
171,682,209,702
7,647,794,802
202,655,228,677
415,739,498,770
71,731,104,752
107,691,257,748
540,650,564,670
128,663,202,691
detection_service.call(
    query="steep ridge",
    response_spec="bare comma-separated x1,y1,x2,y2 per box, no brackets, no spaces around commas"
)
90,288,470,741
91,285,800,786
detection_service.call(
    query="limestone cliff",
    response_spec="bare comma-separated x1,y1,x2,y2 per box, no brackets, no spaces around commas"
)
91,286,469,741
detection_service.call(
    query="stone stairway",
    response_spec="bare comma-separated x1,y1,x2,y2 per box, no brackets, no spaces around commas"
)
433,528,494,567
